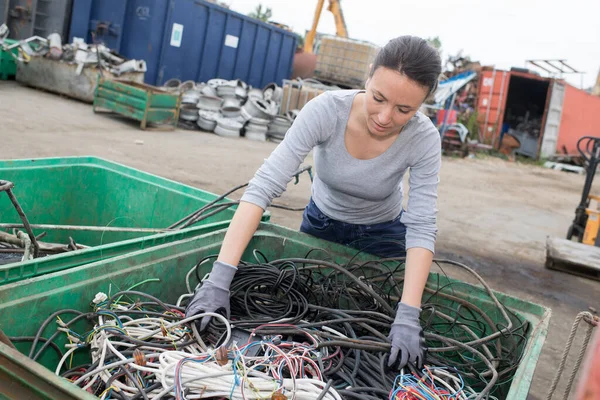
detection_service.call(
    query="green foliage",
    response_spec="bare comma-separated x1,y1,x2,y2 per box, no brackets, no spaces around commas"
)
295,32,305,49
248,4,273,22
426,36,442,50
458,111,479,140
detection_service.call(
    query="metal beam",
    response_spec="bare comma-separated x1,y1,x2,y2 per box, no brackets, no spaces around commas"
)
544,60,565,74
0,223,169,234
528,60,553,73
526,59,581,75
558,60,579,73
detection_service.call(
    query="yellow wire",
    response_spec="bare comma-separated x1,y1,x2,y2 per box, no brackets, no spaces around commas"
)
98,385,117,398
56,316,74,369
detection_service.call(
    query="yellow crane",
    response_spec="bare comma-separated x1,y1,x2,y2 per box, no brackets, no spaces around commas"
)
304,0,348,54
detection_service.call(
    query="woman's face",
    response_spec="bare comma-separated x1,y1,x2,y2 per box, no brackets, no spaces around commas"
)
363,67,429,138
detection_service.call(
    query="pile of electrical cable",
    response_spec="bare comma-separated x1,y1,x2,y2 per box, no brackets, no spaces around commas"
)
36,289,339,400
34,253,529,400
203,254,529,400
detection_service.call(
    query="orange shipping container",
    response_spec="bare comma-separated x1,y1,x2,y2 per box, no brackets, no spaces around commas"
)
476,67,600,159
557,84,600,155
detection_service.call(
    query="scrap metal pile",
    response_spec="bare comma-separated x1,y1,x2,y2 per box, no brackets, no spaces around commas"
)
0,179,90,265
0,24,146,76
23,252,529,399
168,78,297,142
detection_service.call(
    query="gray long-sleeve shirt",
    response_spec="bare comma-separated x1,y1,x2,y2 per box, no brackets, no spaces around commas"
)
241,89,441,252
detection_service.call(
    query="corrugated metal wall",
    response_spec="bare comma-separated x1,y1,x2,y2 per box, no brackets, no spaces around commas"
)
476,68,510,145
69,0,298,87
557,84,600,155
1,0,73,40
156,1,297,87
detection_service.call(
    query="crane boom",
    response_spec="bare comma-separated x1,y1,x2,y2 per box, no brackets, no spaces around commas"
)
304,0,325,53
327,0,348,38
303,0,348,54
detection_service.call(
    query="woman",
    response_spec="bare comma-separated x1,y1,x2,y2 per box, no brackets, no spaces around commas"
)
187,35,442,370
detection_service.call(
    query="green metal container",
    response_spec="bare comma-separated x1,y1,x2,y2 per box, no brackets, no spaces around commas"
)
0,156,268,283
0,39,18,80
93,78,181,130
0,224,550,400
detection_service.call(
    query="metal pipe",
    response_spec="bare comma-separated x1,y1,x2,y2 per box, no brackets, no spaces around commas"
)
0,249,25,254
0,231,22,246
0,223,169,234
0,181,39,258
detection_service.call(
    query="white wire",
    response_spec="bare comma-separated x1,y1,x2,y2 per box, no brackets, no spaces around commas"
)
54,346,78,375
72,353,162,385
153,347,341,400
66,300,341,400
81,332,109,391
177,293,193,307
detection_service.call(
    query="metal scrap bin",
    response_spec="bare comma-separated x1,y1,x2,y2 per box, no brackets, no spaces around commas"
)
0,156,269,283
0,223,550,399
15,56,145,103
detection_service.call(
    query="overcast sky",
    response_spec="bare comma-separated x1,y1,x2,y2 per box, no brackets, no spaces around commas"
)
228,0,600,89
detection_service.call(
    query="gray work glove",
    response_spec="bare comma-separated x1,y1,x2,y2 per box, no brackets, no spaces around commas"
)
185,260,237,331
387,302,426,369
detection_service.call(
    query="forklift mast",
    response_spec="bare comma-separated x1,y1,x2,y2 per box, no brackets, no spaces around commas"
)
567,136,600,244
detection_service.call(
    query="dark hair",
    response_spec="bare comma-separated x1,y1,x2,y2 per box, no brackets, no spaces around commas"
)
369,35,442,95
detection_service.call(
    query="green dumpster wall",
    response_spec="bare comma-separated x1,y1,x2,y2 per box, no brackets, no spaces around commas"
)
0,39,18,80
0,224,550,400
0,156,270,282
0,156,252,246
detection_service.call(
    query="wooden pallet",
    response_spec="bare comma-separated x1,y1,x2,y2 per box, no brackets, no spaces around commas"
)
546,237,600,281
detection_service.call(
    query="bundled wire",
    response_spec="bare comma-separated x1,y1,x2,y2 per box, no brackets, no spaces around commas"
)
34,286,340,399
388,366,499,400
191,253,529,399
30,246,527,400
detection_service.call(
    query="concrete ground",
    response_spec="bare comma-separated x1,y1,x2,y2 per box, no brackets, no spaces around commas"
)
1,81,599,398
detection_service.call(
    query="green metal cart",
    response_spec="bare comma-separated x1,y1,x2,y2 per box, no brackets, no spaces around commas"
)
93,78,181,130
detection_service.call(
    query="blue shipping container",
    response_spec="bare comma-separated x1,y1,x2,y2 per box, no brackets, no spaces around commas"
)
69,0,298,87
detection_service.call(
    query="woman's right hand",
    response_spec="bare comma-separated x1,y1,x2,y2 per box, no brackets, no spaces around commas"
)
185,260,237,331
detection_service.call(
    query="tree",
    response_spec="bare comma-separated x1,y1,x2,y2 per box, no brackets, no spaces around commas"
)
248,4,272,22
426,36,442,51
295,32,305,49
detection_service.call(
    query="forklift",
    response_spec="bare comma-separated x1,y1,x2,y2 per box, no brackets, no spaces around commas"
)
546,136,600,280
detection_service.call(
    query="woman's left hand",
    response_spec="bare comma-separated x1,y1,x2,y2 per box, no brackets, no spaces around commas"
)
387,302,427,369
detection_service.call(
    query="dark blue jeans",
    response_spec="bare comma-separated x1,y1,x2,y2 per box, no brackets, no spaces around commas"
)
300,198,407,258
